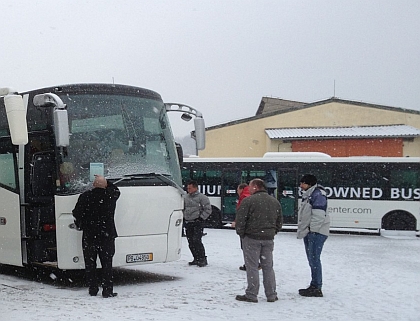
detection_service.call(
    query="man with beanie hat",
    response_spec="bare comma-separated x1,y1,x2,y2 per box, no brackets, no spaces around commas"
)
297,174,330,297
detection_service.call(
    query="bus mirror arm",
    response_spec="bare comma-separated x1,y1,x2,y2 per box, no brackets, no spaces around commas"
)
164,103,203,119
165,103,206,151
33,93,70,147
33,93,66,109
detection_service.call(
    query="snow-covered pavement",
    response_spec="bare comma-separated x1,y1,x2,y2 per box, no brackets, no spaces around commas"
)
1,229,419,321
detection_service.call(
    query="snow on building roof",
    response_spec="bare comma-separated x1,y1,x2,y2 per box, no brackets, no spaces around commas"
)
265,124,420,140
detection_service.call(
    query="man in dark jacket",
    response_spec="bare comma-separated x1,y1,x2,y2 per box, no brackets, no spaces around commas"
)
73,175,120,298
235,178,283,303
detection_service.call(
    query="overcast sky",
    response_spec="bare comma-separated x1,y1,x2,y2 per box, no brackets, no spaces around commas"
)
1,0,419,137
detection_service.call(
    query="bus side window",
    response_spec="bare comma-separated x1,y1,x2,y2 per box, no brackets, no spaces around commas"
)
0,141,17,190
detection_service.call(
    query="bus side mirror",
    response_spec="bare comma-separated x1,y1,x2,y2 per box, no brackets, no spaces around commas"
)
4,94,29,145
53,109,70,147
194,117,205,150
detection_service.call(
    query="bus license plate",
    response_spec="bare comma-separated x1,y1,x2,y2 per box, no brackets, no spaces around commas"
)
126,253,153,263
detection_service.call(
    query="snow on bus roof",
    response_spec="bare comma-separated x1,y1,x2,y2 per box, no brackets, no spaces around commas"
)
183,154,420,163
263,152,331,158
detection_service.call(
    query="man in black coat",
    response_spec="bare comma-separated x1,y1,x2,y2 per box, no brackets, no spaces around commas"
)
73,175,120,298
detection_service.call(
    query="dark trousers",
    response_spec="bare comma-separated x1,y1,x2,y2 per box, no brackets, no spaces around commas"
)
82,236,115,295
185,221,206,260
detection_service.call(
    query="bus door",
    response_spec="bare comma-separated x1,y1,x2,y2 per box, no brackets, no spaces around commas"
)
222,169,271,222
25,135,57,265
277,168,299,224
0,140,23,266
221,170,242,222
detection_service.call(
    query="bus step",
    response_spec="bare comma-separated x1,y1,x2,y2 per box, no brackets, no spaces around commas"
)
32,261,58,268
46,247,57,262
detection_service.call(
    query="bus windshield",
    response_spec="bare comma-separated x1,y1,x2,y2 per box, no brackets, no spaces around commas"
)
58,93,181,194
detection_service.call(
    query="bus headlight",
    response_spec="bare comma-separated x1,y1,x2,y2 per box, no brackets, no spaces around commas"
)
175,219,183,226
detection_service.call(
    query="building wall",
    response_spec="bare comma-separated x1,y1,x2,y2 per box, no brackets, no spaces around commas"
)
199,101,420,157
291,138,403,157
266,136,292,153
403,137,420,156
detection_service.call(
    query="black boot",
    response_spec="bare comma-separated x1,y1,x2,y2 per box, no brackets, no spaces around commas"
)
298,284,316,294
197,257,208,267
102,292,118,298
89,287,99,296
299,285,323,297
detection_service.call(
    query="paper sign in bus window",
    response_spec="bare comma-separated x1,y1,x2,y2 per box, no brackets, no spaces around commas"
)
90,163,104,181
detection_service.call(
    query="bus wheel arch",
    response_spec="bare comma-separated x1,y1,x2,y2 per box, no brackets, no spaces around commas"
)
381,210,417,231
205,206,222,229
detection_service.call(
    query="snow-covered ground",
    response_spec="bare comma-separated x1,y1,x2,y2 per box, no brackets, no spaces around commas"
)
1,229,419,321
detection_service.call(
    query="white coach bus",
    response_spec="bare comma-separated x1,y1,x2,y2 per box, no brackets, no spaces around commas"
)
0,84,205,269
181,153,420,234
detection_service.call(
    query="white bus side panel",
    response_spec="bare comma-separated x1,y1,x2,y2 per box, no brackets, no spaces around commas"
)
115,186,182,236
208,196,221,213
166,209,183,262
54,186,183,269
327,199,420,229
54,194,82,269
0,189,23,266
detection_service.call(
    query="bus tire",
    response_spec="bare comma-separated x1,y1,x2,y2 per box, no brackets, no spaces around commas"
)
204,206,222,229
381,210,417,231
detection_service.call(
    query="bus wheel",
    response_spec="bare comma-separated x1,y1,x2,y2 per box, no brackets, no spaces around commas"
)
381,211,417,231
205,206,222,229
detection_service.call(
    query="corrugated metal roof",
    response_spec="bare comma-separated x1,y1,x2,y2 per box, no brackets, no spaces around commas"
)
265,125,420,139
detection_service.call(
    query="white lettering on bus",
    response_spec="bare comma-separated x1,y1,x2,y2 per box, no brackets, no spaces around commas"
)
324,187,420,199
331,187,349,197
391,188,420,200
197,184,420,200
350,187,360,198
325,187,383,199
198,185,222,196
372,188,383,198
328,207,372,214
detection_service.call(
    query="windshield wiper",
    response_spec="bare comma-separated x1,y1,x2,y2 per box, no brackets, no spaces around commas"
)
113,173,185,195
